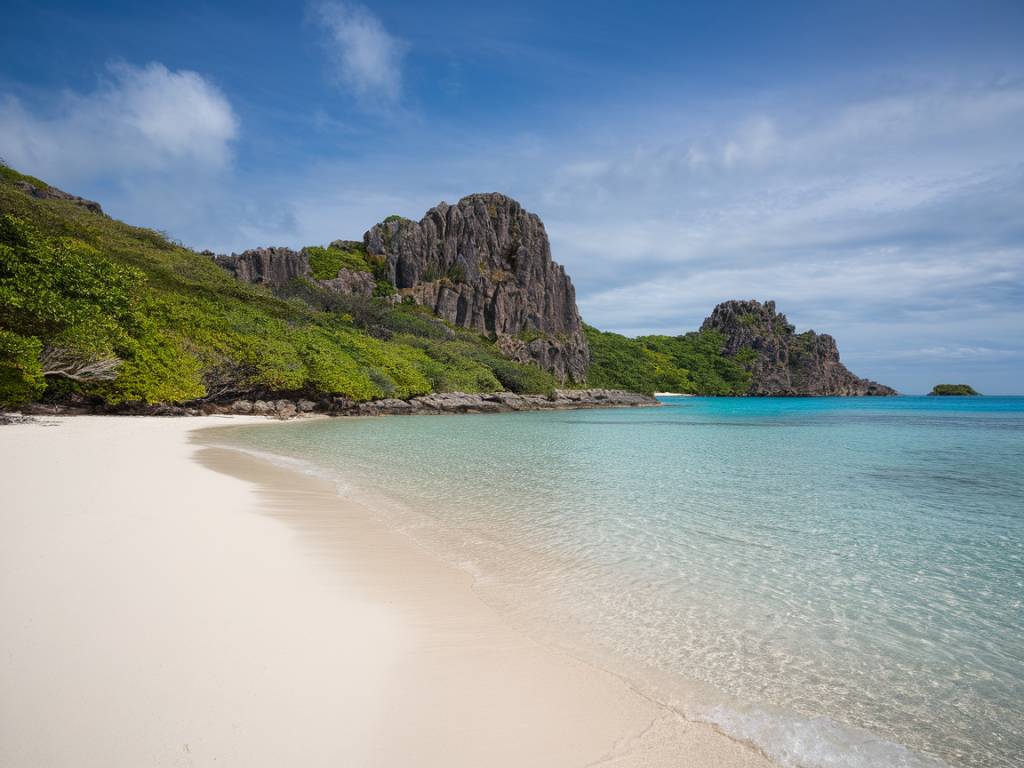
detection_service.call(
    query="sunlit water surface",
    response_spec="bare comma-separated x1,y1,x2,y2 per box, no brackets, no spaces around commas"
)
216,396,1024,768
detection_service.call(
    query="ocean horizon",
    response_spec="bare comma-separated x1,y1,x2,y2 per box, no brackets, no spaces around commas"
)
214,395,1024,768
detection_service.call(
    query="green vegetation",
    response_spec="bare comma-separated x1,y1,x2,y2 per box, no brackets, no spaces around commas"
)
0,164,49,190
929,384,979,396
0,329,45,405
0,166,559,407
304,243,372,279
584,325,753,395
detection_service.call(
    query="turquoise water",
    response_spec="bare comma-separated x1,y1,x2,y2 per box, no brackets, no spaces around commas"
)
218,397,1024,768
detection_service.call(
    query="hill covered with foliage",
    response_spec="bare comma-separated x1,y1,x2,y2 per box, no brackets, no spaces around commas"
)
583,325,753,395
0,165,558,408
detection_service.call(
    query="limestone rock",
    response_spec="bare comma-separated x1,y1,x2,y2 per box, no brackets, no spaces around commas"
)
701,300,896,396
215,247,310,286
319,268,375,297
364,194,588,382
13,180,104,215
214,248,374,297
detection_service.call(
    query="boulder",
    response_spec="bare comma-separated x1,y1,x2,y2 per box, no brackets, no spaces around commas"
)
319,268,375,297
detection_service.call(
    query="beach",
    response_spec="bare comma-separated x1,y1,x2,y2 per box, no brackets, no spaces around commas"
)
0,415,772,768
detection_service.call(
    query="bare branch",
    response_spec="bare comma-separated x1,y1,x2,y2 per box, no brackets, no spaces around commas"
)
41,347,123,383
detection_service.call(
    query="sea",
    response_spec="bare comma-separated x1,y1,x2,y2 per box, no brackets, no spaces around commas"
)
213,396,1024,768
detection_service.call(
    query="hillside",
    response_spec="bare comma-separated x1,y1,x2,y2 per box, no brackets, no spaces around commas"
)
0,165,562,409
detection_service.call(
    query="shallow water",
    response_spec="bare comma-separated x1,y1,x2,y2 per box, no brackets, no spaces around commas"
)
218,396,1024,768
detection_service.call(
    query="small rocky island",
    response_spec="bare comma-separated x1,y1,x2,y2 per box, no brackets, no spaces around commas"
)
701,300,896,396
929,384,980,396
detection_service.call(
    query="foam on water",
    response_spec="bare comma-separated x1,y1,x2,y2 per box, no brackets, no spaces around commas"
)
213,397,1024,768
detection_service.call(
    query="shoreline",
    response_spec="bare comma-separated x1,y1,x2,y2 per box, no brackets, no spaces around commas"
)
0,415,772,767
16,387,659,420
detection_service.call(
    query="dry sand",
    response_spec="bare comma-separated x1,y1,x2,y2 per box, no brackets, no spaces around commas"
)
0,415,773,768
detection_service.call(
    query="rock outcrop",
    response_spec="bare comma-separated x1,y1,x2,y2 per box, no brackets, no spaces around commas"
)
212,194,588,382
13,180,104,215
213,247,375,298
215,247,310,285
701,300,896,396
364,194,588,383
319,269,375,297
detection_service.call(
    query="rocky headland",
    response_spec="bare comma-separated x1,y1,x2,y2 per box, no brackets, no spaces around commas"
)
701,300,896,396
215,193,588,384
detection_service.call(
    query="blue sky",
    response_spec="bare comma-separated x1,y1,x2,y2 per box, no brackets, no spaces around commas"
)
2,0,1023,393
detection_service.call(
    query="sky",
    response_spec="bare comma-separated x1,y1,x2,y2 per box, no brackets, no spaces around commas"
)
1,0,1023,394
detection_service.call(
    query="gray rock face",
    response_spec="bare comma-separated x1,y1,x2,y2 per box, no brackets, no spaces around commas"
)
14,180,104,215
214,248,374,297
320,268,375,297
701,300,896,396
215,247,310,285
364,194,589,383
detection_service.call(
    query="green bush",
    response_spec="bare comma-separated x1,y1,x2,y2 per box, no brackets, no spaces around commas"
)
0,329,44,406
584,325,752,395
304,244,372,279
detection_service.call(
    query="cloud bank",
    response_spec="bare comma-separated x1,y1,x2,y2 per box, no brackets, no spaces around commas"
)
312,1,405,106
0,61,237,181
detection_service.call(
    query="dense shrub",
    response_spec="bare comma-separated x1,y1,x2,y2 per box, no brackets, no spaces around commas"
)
0,329,44,406
304,244,372,279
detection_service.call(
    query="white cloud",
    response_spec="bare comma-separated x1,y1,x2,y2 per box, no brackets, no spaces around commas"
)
0,61,238,181
312,1,405,105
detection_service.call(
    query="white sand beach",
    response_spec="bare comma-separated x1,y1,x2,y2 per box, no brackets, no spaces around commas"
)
0,416,772,768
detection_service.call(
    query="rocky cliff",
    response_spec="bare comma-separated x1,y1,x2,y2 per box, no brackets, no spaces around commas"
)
213,194,588,382
215,247,311,285
701,300,896,396
364,194,588,383
214,244,376,298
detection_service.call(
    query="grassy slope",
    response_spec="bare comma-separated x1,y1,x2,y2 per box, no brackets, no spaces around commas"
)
0,166,557,407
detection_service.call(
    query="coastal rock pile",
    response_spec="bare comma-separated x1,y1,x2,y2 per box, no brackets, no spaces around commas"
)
364,194,588,383
17,389,656,419
324,388,655,416
701,300,896,396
